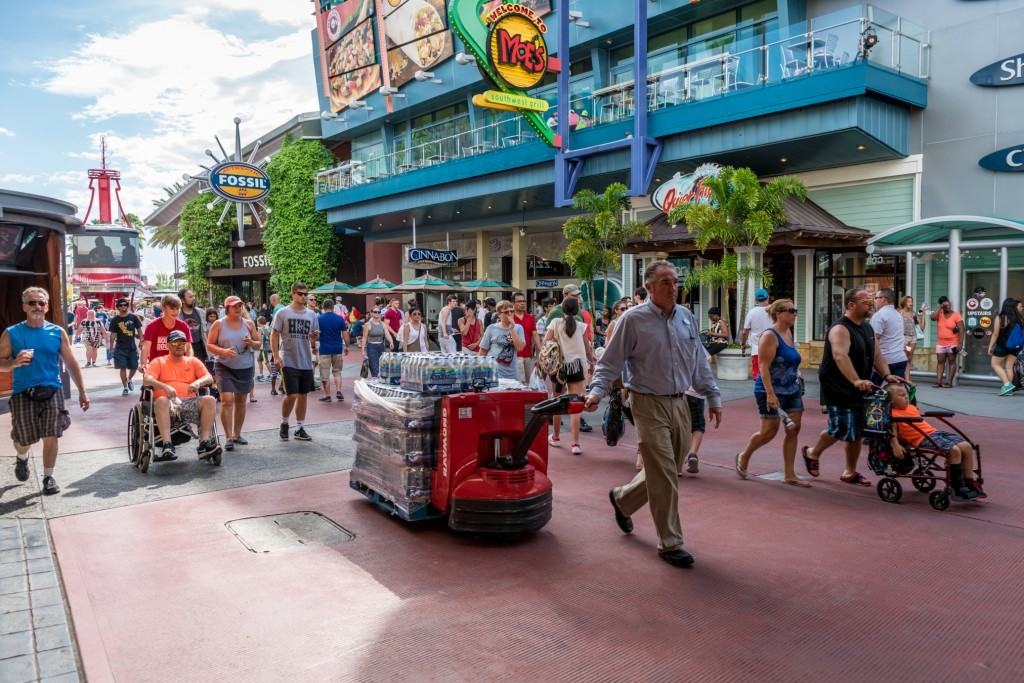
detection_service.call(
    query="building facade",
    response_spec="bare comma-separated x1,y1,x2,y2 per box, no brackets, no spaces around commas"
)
307,0,1022,378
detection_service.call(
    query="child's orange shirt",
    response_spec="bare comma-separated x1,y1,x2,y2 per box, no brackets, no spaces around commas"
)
891,404,935,446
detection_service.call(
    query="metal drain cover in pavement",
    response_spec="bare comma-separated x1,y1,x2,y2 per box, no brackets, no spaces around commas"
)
227,512,354,553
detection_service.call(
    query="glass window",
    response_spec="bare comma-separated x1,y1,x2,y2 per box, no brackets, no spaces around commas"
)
611,44,634,65
740,0,776,22
649,27,687,53
690,11,736,39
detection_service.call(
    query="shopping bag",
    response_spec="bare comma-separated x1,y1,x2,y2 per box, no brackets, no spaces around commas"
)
360,358,370,379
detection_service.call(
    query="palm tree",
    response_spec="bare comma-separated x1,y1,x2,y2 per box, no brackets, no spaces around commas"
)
562,182,651,317
667,166,806,332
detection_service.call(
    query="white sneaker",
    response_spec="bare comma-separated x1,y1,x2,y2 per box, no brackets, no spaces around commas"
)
548,436,561,447
571,443,582,456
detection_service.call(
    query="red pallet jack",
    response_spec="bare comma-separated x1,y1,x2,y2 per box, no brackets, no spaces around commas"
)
352,391,583,534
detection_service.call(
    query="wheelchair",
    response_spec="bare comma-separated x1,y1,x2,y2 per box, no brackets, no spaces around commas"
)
127,386,222,473
862,390,983,511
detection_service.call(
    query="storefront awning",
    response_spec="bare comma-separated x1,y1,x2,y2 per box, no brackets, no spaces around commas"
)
629,196,870,253
867,215,1024,247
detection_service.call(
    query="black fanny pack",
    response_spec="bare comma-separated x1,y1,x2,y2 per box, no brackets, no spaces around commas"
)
24,386,58,402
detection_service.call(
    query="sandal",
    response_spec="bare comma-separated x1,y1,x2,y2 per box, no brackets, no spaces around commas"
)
931,383,943,388
840,471,872,487
735,453,748,480
784,478,812,488
801,446,820,477
943,382,954,388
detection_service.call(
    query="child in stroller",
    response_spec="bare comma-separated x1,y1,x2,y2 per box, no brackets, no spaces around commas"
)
885,383,985,500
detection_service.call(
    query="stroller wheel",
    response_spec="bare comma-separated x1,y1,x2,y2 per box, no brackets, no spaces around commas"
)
877,477,902,503
929,489,950,511
911,475,937,493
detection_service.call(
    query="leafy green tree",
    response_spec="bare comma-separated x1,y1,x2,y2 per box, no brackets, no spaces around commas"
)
178,195,231,297
154,273,176,290
263,137,339,295
667,166,806,332
561,182,650,317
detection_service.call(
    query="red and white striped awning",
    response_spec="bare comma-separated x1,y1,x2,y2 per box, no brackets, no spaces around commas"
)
71,267,143,286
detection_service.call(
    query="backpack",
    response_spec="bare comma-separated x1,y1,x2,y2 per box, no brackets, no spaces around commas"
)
1005,322,1024,351
536,340,564,379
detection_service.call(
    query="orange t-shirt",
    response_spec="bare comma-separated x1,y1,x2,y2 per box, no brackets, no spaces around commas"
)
890,405,935,446
935,312,962,346
146,355,209,399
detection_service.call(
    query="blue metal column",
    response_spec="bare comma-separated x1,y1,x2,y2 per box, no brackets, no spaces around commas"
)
554,0,661,207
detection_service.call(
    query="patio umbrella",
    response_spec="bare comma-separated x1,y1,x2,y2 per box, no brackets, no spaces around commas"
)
311,279,353,294
460,277,511,290
391,275,463,292
351,275,398,292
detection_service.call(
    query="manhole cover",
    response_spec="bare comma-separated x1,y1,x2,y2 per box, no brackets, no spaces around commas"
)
226,512,354,553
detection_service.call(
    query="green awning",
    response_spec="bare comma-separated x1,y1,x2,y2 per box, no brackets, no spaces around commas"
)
868,215,1024,246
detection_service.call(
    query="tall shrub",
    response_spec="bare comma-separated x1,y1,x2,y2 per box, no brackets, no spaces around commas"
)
178,195,231,298
263,138,339,295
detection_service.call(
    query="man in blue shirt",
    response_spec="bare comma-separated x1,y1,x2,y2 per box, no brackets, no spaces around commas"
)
317,298,350,402
0,287,90,495
586,261,722,569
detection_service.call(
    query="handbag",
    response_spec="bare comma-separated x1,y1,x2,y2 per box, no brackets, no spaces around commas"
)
1005,323,1024,351
359,358,370,379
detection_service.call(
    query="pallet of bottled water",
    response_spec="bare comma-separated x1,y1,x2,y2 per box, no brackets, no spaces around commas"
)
353,420,434,466
378,351,498,395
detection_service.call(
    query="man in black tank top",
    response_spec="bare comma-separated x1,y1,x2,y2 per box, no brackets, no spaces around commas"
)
802,288,904,487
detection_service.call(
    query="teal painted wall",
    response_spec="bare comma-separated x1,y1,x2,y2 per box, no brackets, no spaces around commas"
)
808,178,914,233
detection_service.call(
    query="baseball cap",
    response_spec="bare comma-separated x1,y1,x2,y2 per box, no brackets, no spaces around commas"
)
755,288,769,302
563,283,581,296
167,330,188,343
224,295,243,308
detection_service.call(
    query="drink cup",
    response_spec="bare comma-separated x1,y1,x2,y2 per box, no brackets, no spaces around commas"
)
23,348,35,363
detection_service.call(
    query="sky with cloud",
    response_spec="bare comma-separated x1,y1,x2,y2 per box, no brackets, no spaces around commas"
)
0,0,319,280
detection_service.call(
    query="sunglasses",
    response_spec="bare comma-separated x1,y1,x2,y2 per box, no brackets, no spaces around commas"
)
780,308,798,314
25,300,48,307
295,292,308,297
117,304,128,308
371,310,380,314
168,340,187,347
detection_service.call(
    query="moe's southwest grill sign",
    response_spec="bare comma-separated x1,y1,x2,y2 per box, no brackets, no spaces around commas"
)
208,162,271,203
487,4,548,89
450,0,560,147
651,164,721,214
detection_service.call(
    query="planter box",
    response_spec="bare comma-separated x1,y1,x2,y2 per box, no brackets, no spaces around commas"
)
716,348,749,381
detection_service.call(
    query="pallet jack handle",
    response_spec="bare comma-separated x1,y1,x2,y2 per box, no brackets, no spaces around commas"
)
509,394,585,467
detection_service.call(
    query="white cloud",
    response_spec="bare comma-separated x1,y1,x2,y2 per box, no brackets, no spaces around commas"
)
0,173,35,183
0,127,14,137
30,2,319,280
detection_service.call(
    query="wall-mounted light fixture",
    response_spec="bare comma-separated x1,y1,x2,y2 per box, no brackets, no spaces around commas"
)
568,10,590,28
320,111,346,122
415,70,443,84
378,86,406,99
455,52,476,65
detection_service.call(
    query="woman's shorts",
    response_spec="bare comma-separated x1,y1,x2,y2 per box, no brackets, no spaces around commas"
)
216,364,255,394
936,344,957,355
551,359,585,392
10,390,71,446
991,343,1020,358
825,405,863,443
923,430,966,452
755,392,804,420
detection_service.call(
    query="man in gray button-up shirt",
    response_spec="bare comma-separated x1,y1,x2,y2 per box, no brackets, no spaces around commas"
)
585,260,722,568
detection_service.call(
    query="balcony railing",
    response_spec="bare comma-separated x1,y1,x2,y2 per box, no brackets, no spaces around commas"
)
315,6,928,195
315,116,538,195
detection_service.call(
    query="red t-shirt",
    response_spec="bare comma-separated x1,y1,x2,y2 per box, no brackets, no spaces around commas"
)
513,312,536,357
382,307,403,334
143,317,193,360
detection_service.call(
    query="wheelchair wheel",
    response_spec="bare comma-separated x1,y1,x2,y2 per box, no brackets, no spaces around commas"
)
127,405,142,464
877,477,902,504
137,443,151,474
911,475,937,493
929,489,950,511
212,447,222,467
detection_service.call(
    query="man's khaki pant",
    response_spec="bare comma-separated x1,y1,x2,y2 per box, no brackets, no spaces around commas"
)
612,393,692,552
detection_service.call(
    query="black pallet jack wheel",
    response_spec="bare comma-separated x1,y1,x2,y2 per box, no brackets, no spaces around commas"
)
929,489,950,511
877,477,902,503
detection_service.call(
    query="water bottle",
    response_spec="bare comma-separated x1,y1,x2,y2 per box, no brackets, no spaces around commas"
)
776,407,796,430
